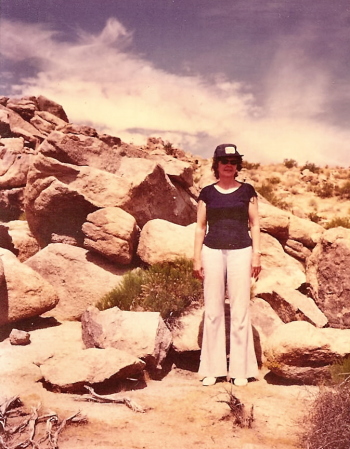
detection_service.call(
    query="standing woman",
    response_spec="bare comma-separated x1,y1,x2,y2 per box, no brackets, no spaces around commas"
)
193,144,261,387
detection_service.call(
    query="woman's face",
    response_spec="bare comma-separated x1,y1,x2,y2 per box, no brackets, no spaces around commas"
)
218,158,238,178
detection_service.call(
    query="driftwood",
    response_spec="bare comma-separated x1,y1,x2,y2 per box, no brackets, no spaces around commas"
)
75,385,146,413
0,396,87,449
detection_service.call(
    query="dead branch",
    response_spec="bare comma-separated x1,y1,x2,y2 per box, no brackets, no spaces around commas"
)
76,385,146,413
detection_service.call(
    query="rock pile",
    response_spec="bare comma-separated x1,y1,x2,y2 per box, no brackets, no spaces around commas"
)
1,95,350,390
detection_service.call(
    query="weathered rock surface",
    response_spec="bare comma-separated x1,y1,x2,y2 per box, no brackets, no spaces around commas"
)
0,187,24,220
9,329,31,345
0,138,34,188
264,321,350,384
0,220,39,261
81,307,172,368
171,307,204,352
256,284,328,328
82,207,139,264
82,307,173,368
258,232,306,291
40,347,146,392
307,227,350,329
137,220,196,265
0,248,59,326
25,244,127,321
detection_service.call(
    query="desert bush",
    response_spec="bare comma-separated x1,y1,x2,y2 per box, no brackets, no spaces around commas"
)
301,379,350,449
301,161,322,174
329,356,350,385
315,182,334,198
324,216,350,229
255,182,288,210
242,160,260,170
283,158,298,169
97,258,203,324
219,387,254,429
337,180,350,199
266,176,281,185
308,212,323,224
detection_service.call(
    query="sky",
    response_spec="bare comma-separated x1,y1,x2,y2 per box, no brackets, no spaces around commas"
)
0,0,350,166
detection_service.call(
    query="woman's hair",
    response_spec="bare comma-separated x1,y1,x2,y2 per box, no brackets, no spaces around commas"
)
211,158,243,179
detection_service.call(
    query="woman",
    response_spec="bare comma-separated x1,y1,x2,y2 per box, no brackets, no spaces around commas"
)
193,143,261,387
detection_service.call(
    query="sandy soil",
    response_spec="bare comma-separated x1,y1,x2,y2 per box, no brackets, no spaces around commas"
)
7,365,316,449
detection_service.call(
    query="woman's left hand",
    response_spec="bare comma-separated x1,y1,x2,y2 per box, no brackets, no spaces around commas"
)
251,253,262,279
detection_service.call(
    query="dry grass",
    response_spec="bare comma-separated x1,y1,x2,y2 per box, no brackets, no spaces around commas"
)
219,387,254,429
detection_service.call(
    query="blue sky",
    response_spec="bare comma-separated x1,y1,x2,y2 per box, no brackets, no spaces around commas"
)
1,0,350,165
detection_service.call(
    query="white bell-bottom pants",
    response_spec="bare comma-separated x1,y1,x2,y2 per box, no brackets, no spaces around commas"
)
198,245,258,379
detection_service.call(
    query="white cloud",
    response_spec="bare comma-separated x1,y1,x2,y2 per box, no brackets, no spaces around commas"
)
1,18,349,166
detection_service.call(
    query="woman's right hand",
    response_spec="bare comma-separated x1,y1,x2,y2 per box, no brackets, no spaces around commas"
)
193,259,204,280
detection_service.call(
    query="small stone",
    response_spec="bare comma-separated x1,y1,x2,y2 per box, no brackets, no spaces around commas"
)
9,329,31,345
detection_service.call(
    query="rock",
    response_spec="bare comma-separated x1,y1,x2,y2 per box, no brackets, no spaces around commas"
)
6,97,38,121
137,220,196,265
146,154,194,188
0,248,59,326
30,110,67,136
0,104,44,147
284,239,311,261
82,207,139,264
0,321,83,393
9,329,30,345
36,95,69,122
81,307,172,368
306,227,350,329
258,233,306,291
39,129,122,173
259,202,290,241
0,139,34,188
0,220,39,261
0,187,25,221
115,158,197,227
264,321,350,384
288,214,324,248
256,285,328,328
40,347,145,392
25,244,127,321
171,307,204,352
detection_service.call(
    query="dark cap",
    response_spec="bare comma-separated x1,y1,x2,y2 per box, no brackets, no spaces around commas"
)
213,143,243,159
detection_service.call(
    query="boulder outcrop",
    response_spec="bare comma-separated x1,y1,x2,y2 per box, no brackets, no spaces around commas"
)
307,227,350,329
25,244,127,321
264,321,350,384
81,307,172,368
0,248,59,326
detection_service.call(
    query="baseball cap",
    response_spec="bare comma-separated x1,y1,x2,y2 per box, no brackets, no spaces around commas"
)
213,144,243,159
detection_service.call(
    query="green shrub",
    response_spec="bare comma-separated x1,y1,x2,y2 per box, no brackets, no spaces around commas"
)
283,158,298,169
301,379,350,449
325,216,350,229
256,182,288,210
97,258,203,325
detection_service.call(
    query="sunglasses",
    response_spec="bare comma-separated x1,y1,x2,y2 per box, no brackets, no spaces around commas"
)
219,158,239,165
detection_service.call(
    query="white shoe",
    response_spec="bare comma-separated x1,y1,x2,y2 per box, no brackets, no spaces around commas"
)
202,377,216,386
233,378,248,386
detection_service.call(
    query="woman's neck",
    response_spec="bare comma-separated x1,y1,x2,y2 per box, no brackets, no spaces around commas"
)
216,178,240,190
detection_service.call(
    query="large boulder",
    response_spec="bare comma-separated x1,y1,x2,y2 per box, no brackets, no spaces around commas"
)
137,220,196,265
259,202,290,241
264,321,350,384
81,307,172,368
82,207,139,264
36,95,69,122
0,220,39,261
306,227,350,329
25,244,127,321
0,138,34,188
258,232,306,291
39,128,122,173
171,306,204,352
0,187,25,221
40,347,145,392
0,248,59,326
30,111,67,136
256,284,328,328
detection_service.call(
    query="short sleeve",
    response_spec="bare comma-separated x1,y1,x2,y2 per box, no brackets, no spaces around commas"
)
198,185,210,204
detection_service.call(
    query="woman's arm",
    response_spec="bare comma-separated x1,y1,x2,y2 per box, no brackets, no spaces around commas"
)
248,196,262,279
193,199,207,280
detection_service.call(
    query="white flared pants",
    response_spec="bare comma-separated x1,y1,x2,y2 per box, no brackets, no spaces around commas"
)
198,245,258,379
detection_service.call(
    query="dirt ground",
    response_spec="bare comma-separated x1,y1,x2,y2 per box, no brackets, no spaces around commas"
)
6,364,316,449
